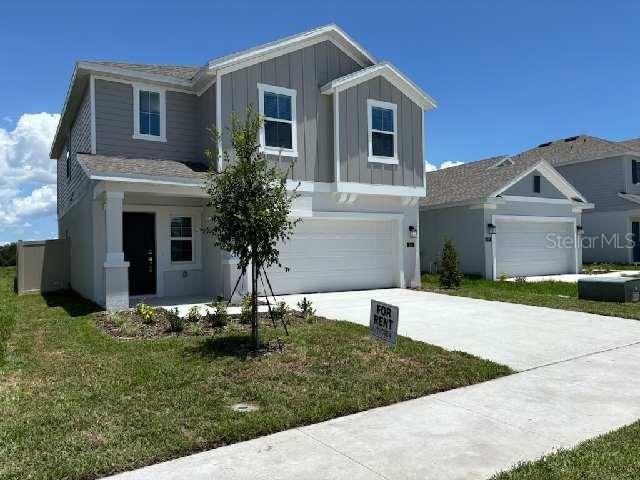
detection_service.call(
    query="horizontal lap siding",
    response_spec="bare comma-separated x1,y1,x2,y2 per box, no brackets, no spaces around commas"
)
220,41,361,182
95,79,201,162
339,77,424,187
503,170,566,199
58,86,92,219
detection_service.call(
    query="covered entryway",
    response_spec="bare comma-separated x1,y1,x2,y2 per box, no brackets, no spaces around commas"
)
123,212,157,296
265,217,398,295
494,216,577,278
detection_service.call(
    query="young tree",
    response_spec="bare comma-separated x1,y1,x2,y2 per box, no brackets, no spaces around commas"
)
439,238,462,289
203,107,300,351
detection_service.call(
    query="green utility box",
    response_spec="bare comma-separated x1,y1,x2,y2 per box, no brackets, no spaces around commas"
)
578,276,640,303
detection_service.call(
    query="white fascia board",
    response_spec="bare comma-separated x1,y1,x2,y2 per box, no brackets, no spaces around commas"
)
490,160,588,203
76,62,194,88
50,63,79,159
321,62,437,111
207,24,375,75
286,180,426,197
90,173,204,188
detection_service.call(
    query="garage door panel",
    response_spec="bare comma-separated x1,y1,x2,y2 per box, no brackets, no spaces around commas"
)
265,218,396,294
495,220,575,278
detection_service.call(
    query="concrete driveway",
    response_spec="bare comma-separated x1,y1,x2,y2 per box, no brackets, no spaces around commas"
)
279,288,640,370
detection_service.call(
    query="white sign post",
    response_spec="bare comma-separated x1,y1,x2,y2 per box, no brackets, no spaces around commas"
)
369,299,399,348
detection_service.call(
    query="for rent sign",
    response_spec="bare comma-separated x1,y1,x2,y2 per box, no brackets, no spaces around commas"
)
369,299,399,347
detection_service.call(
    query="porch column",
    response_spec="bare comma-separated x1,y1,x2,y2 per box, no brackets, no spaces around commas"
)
103,191,129,311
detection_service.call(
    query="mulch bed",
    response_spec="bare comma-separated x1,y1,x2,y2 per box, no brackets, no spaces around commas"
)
94,308,305,341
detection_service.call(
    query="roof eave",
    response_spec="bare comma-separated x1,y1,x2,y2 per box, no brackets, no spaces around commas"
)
321,62,437,111
206,23,376,74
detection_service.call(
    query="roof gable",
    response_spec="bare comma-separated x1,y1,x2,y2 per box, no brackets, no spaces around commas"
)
205,24,376,75
320,62,436,110
421,157,586,209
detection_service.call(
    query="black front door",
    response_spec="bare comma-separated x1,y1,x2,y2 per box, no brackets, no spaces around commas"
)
633,222,640,263
123,212,156,296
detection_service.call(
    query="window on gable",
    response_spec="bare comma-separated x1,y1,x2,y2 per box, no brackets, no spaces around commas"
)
258,84,297,156
533,175,541,193
368,100,398,164
170,216,193,263
133,85,166,142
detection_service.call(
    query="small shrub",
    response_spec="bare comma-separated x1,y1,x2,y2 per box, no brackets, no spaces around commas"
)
514,276,527,284
240,294,252,324
497,272,508,282
208,300,228,328
135,302,156,324
297,297,315,319
274,301,289,322
112,313,141,337
439,238,462,289
186,306,202,323
166,308,184,333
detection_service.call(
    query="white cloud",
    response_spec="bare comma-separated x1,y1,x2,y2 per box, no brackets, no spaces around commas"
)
424,161,438,172
440,160,465,170
425,160,465,171
0,113,60,235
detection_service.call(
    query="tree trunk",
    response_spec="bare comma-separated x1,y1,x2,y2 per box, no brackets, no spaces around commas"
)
251,256,259,352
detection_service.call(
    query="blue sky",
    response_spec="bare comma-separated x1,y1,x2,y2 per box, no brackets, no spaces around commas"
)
1,0,639,243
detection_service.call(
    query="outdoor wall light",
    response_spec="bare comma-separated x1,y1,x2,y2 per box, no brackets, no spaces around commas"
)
577,225,584,235
408,225,418,238
487,223,496,235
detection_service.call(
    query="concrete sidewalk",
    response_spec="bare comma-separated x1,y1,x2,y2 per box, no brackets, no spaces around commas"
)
105,341,640,480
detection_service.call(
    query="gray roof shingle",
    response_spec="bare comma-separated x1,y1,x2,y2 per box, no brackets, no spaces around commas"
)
77,154,209,182
421,155,541,208
81,61,203,81
619,138,640,151
516,135,638,167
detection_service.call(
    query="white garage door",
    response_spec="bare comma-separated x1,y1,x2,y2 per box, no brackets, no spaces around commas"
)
495,219,576,278
264,218,397,295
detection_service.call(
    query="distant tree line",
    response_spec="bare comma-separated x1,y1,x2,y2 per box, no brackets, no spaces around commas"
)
0,243,16,267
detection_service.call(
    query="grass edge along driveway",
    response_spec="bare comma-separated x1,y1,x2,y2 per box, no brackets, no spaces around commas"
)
0,267,512,480
492,420,640,480
421,273,640,320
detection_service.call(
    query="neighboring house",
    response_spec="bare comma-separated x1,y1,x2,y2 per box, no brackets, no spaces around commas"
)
49,24,436,311
513,135,640,264
420,156,593,279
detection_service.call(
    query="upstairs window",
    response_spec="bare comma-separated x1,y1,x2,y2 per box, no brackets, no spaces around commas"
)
65,147,71,179
170,216,193,263
258,83,297,157
368,99,398,164
133,85,166,142
633,159,640,184
533,175,541,193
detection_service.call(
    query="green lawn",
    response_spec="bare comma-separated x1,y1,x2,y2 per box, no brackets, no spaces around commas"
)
421,273,640,320
0,267,512,480
492,420,640,479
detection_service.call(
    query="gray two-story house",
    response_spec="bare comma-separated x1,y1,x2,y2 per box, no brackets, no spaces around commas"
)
516,135,640,264
49,24,436,310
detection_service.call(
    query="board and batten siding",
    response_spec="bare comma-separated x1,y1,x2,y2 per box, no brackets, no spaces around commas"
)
196,83,216,164
94,79,202,162
220,40,362,182
57,85,92,219
338,77,424,187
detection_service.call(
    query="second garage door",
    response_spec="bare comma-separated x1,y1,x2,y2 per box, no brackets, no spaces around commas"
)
495,219,576,278
264,218,397,295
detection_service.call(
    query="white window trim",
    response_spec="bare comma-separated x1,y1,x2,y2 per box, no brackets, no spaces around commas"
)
367,99,398,165
132,83,167,142
257,83,298,157
170,215,195,265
